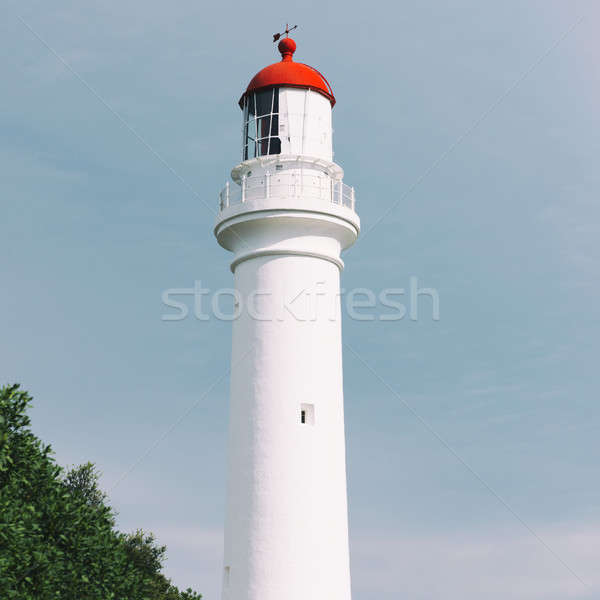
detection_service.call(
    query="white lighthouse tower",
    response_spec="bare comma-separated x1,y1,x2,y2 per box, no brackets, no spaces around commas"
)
215,31,359,600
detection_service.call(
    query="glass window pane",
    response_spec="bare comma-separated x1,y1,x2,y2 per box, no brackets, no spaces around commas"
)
268,137,281,155
247,117,257,141
269,113,279,137
255,89,273,117
258,137,269,156
248,93,256,117
257,116,271,140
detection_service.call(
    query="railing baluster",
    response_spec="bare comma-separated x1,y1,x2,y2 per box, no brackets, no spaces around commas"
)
218,173,355,212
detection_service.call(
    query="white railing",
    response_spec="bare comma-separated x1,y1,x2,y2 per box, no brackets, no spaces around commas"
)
219,171,356,212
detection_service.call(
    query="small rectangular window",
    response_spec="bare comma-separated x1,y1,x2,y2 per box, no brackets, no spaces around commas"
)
224,566,231,586
301,403,315,425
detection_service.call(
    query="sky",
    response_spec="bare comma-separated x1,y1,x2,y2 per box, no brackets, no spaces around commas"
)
2,1,600,598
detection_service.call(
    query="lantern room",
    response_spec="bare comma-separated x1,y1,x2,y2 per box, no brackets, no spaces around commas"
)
239,37,335,162
216,34,357,219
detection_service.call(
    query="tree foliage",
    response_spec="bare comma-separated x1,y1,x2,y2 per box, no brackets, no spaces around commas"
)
0,384,202,600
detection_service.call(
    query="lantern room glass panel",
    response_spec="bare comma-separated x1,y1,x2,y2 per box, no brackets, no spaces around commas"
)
243,88,281,160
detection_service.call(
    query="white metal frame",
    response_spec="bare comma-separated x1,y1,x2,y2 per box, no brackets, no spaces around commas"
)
242,89,281,161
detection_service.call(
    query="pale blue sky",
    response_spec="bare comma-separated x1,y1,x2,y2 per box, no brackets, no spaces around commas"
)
2,1,600,598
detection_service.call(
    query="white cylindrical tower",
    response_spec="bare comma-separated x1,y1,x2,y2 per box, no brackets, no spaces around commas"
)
215,35,359,600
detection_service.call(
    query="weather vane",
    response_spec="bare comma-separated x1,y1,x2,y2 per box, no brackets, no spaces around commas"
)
273,23,297,42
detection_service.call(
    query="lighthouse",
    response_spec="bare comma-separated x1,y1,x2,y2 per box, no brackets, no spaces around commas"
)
215,30,359,600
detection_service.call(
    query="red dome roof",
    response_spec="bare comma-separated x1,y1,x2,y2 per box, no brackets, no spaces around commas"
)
239,37,335,108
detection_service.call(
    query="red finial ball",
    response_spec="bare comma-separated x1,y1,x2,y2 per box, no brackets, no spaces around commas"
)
278,37,296,61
